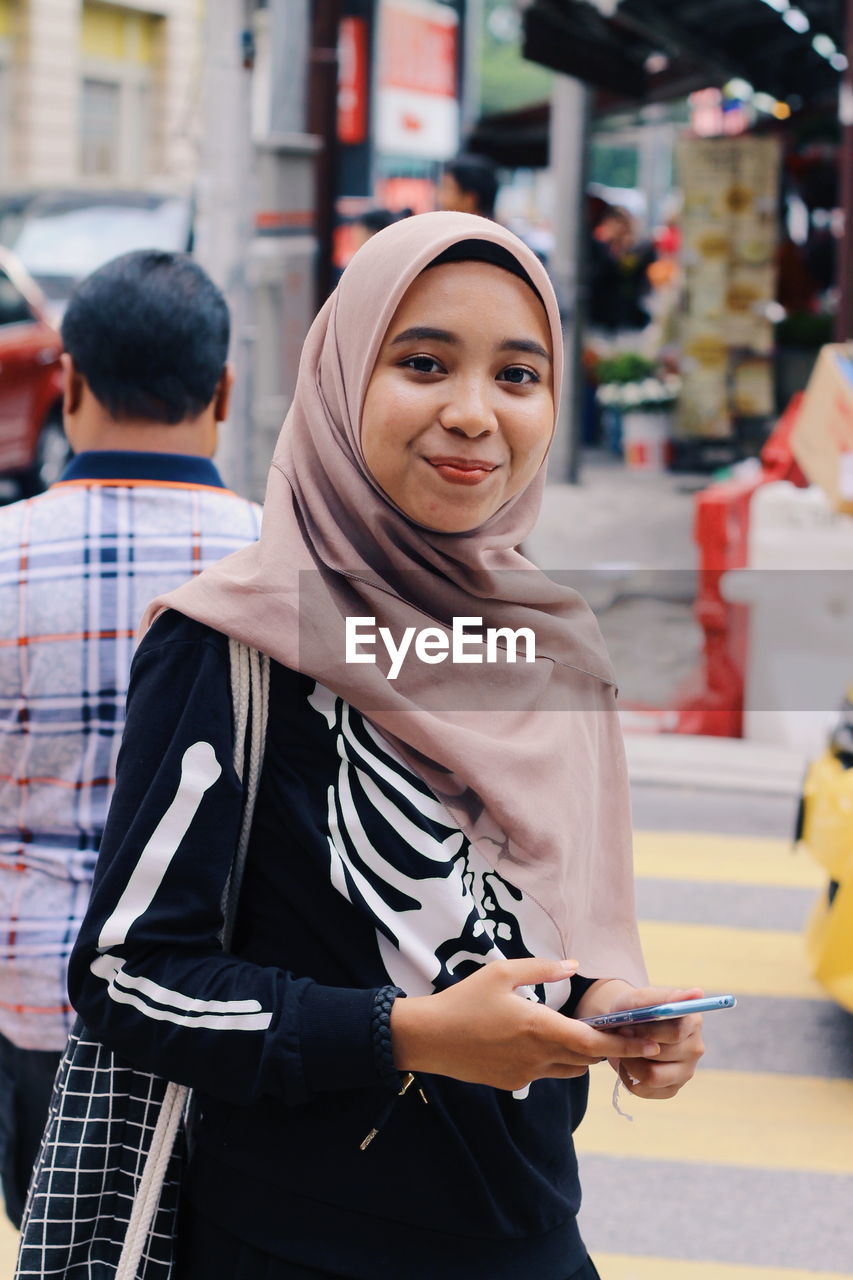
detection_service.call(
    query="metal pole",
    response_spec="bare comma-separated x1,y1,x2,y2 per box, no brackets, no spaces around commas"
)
194,0,255,497
460,0,483,137
836,0,853,340
309,0,343,306
548,74,590,483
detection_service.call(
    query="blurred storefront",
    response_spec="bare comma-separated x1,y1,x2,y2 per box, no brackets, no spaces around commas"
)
334,0,468,268
467,0,851,470
196,0,470,498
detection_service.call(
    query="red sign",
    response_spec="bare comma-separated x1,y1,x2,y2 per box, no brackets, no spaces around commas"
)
376,2,459,159
338,16,369,145
380,3,457,98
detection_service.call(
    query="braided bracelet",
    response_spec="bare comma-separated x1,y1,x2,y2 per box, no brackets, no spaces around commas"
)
371,985,406,1090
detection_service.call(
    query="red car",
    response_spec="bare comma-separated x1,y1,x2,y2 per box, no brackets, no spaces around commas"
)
0,246,66,496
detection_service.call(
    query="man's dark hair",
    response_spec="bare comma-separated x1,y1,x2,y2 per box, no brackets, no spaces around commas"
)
61,250,230,424
444,153,499,218
353,207,411,235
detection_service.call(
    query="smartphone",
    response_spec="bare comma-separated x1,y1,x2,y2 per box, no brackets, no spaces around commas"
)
579,994,736,1028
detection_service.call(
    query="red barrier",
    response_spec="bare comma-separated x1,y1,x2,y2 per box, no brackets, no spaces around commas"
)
672,394,808,736
760,392,807,483
620,395,807,736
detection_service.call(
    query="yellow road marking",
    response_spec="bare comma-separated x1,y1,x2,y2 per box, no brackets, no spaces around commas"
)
639,920,827,1000
578,1065,853,1175
594,1256,853,1280
633,831,824,889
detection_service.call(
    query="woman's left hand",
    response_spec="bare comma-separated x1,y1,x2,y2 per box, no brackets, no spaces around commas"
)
607,984,706,1100
574,979,705,1101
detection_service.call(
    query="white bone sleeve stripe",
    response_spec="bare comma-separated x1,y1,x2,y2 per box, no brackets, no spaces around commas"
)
92,740,272,1030
97,741,221,950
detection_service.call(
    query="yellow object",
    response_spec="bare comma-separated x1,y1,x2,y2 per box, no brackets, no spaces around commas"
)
806,877,853,1011
799,749,853,1012
800,752,853,883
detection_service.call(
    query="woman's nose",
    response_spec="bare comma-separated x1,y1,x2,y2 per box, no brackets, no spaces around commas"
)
438,379,497,436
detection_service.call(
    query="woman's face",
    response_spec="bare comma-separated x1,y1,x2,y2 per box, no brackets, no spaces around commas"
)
360,261,554,534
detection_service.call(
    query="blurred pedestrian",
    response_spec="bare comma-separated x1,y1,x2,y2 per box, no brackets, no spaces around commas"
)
66,213,705,1279
438,153,500,219
0,250,261,1227
349,206,412,252
588,205,657,343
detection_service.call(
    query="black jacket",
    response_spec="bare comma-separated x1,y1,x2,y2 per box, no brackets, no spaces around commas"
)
70,612,594,1279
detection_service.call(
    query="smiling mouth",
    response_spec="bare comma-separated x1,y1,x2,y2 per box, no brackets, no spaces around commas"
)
425,457,498,486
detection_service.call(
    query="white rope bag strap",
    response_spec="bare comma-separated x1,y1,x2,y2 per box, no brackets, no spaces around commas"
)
115,641,270,1280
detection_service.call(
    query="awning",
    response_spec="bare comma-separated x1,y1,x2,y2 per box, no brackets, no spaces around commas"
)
466,102,551,169
522,0,845,106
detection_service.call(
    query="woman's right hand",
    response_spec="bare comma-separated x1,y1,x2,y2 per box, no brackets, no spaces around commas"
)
390,958,660,1092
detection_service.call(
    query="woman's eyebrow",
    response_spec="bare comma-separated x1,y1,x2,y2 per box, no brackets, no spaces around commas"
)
499,338,552,363
390,326,458,346
388,327,551,363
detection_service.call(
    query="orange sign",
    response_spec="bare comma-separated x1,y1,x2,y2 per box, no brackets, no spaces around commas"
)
338,17,369,145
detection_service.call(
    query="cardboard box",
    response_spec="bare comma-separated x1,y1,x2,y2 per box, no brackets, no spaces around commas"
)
791,344,853,514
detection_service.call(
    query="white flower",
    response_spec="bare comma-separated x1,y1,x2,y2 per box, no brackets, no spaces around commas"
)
639,378,663,400
598,371,682,411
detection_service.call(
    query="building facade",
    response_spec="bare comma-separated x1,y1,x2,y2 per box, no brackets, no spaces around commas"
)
0,0,204,191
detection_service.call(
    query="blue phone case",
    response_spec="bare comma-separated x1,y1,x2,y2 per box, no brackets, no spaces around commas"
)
579,994,737,1028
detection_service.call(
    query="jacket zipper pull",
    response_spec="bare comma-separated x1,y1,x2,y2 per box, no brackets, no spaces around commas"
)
359,1073,418,1151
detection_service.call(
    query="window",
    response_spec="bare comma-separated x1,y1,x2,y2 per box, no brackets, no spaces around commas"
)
589,143,639,191
0,269,34,327
127,81,152,180
80,78,121,177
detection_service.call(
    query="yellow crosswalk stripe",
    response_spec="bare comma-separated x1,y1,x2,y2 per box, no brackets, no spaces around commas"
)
608,830,851,1276
578,1063,853,1174
593,1255,853,1280
639,920,827,1000
633,831,824,889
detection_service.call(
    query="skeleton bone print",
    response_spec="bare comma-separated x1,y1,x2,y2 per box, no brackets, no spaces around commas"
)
308,684,574,1060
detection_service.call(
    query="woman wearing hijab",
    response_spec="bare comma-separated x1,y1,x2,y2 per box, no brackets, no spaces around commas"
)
68,213,704,1280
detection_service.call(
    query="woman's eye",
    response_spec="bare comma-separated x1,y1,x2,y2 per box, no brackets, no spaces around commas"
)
402,355,443,375
498,365,539,385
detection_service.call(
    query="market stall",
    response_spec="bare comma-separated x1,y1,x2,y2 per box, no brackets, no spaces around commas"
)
512,0,851,469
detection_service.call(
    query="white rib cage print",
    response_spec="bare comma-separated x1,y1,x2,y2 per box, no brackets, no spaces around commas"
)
307,682,569,1011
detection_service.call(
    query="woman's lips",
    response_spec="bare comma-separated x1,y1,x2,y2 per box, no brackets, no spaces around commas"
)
426,457,498,486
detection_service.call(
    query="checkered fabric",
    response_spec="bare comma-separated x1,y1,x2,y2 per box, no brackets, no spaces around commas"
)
0,477,261,1051
15,640,268,1280
14,1021,185,1279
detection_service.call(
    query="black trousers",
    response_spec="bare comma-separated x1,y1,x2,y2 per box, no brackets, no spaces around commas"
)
176,1200,602,1280
0,1030,60,1228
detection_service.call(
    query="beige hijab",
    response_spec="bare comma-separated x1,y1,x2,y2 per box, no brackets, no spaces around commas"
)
144,211,646,985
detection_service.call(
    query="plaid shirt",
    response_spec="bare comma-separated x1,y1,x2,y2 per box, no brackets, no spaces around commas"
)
0,451,261,1050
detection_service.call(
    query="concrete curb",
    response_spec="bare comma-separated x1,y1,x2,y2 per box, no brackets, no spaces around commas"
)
623,732,810,796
